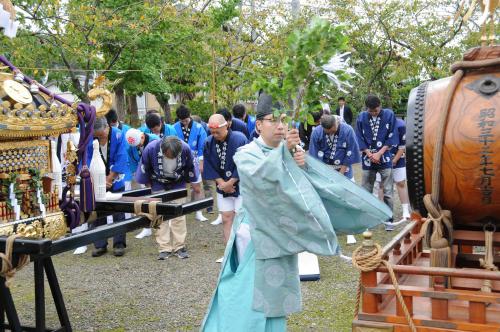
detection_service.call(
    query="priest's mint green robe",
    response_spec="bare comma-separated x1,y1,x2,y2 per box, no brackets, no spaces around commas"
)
202,138,391,331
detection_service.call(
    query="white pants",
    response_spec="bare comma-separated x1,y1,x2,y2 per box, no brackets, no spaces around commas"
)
217,193,243,212
375,167,406,183
392,167,406,182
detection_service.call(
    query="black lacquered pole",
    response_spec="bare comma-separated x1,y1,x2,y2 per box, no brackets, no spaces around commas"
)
94,201,183,216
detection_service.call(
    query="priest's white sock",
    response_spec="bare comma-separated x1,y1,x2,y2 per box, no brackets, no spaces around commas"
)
402,203,411,219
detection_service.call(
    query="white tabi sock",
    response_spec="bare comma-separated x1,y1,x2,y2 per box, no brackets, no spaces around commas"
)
72,223,88,254
195,210,208,222
402,203,411,219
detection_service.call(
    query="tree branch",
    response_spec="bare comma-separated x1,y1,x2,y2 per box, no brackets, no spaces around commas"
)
439,19,463,48
200,0,213,13
367,15,395,90
59,47,86,101
84,58,91,93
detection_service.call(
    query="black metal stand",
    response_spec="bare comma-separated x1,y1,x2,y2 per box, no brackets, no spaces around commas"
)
0,257,71,332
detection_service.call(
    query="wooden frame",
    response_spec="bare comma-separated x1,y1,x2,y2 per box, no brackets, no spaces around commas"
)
354,220,500,331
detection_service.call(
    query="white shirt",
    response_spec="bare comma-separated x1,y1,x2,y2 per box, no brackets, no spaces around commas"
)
321,102,330,114
339,105,344,120
162,157,177,174
100,143,108,162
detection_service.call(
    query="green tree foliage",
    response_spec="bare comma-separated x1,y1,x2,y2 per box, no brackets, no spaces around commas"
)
327,0,477,114
255,18,350,125
1,0,163,102
205,1,298,110
0,0,482,122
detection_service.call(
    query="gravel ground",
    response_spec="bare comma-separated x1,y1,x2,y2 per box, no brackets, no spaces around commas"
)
8,165,405,331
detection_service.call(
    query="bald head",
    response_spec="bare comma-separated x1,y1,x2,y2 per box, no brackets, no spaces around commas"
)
208,114,229,141
208,114,226,126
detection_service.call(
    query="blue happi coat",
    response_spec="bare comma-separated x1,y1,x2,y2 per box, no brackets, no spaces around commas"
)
126,133,159,175
250,129,259,139
116,123,133,181
200,120,209,135
308,123,360,178
203,130,248,197
245,115,256,137
141,122,177,139
117,122,131,135
86,127,130,191
391,118,406,169
135,139,199,192
355,108,397,170
174,119,207,159
231,117,250,139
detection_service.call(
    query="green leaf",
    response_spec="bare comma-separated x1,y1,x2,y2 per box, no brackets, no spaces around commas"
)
306,112,315,125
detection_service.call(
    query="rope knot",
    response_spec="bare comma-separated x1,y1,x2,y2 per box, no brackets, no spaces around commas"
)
352,243,383,272
352,238,416,331
421,194,453,249
0,234,30,288
134,200,162,229
480,229,498,292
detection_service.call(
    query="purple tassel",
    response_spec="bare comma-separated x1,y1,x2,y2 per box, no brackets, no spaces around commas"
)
78,166,95,213
76,104,96,213
60,183,80,229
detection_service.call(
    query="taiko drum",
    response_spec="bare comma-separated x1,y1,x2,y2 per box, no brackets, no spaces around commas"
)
406,46,500,228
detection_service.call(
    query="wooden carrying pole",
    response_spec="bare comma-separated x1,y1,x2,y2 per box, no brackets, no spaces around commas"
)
376,264,500,281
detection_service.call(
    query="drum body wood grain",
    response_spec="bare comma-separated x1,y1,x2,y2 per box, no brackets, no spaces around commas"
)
406,58,499,228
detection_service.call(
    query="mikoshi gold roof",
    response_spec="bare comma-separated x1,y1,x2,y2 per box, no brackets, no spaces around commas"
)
0,70,78,139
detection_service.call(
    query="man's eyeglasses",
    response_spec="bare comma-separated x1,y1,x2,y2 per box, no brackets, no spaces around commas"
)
261,116,285,125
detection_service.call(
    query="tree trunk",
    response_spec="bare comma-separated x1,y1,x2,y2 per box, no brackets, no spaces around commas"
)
180,92,195,104
155,93,172,124
115,86,127,123
127,94,139,127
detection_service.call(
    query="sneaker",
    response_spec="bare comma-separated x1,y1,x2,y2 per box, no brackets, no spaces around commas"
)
384,220,395,231
135,228,152,239
92,247,107,257
113,244,125,257
207,206,215,214
210,214,222,225
339,253,353,262
346,235,357,245
158,251,172,260
73,246,88,255
215,256,224,263
195,211,208,222
175,247,190,259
